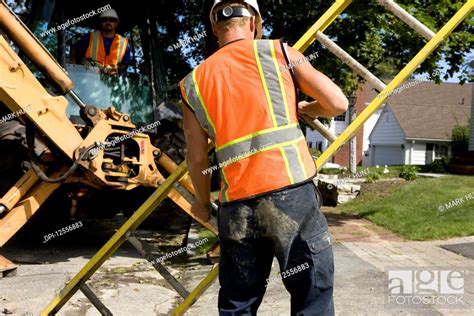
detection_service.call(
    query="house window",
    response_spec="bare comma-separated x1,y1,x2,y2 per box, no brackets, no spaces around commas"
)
334,112,346,122
434,144,449,159
317,142,323,152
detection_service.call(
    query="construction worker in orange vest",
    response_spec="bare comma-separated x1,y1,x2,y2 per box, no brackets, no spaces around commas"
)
180,1,348,315
70,8,131,75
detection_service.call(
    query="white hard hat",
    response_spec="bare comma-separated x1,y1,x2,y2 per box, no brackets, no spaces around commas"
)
210,0,262,39
100,8,119,20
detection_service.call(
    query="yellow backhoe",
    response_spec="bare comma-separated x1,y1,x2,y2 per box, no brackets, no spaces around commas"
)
0,1,214,274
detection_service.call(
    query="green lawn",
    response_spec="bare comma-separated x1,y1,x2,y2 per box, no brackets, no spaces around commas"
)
339,175,474,240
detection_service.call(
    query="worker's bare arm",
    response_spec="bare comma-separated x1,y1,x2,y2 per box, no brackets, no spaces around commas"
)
286,46,348,117
182,104,212,215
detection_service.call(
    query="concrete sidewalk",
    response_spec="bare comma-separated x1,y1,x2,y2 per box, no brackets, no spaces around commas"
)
184,237,473,316
0,212,472,315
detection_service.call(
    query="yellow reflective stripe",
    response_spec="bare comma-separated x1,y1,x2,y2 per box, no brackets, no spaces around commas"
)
192,69,217,135
220,135,307,201
279,147,295,184
269,41,291,124
183,73,215,139
219,135,306,169
254,41,278,127
293,143,308,179
225,135,304,161
91,32,100,62
115,35,121,62
217,122,299,152
180,82,194,110
221,168,231,202
116,36,127,63
264,135,305,153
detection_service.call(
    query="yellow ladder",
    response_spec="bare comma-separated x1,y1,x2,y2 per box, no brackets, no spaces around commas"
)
42,0,474,314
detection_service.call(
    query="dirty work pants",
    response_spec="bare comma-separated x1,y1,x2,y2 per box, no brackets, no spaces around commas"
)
217,181,334,316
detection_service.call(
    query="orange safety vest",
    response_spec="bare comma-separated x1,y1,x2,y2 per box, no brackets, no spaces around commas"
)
180,39,317,203
84,31,128,67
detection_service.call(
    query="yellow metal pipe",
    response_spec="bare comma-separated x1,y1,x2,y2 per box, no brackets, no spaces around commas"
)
173,264,219,315
293,0,352,52
0,180,60,247
315,0,473,170
0,169,39,213
39,0,474,314
42,162,189,315
0,3,74,93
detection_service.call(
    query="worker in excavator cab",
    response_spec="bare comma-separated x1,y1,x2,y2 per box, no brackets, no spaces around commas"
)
180,0,348,315
70,8,131,75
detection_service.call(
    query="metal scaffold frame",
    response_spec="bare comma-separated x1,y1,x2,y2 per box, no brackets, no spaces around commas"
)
41,0,474,314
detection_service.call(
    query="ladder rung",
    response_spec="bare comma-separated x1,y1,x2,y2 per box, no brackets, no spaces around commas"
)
127,235,190,299
378,0,435,41
79,281,113,316
316,31,387,92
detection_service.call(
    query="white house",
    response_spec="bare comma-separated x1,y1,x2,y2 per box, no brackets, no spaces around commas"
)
305,114,350,151
367,82,472,166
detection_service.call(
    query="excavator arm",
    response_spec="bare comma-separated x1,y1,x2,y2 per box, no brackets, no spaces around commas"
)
0,2,199,253
0,2,163,189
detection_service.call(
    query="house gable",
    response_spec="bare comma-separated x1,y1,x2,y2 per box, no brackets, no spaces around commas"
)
369,105,405,145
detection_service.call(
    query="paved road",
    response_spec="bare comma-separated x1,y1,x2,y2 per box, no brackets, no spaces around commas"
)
0,209,472,315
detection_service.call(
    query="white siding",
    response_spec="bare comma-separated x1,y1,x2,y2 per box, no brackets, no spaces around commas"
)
410,143,427,165
334,121,348,135
404,145,411,164
305,127,321,148
369,106,405,145
305,120,338,152
362,107,382,166
305,127,328,151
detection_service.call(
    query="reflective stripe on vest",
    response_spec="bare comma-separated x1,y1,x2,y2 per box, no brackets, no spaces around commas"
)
181,39,316,202
253,40,291,127
85,31,128,67
216,126,309,184
181,71,217,140
89,31,101,63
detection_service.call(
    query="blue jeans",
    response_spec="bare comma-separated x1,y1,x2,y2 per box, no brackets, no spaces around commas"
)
217,181,335,316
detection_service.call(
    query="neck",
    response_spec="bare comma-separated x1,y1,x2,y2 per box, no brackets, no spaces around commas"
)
101,30,115,38
218,30,252,48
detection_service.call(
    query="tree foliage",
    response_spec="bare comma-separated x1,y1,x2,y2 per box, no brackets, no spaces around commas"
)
159,0,473,97
5,0,474,96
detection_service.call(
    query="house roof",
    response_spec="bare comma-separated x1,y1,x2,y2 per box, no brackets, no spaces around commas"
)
366,81,472,141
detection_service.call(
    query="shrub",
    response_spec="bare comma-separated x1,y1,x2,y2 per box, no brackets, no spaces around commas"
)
399,165,418,180
451,122,470,158
308,148,322,158
427,157,450,173
366,171,380,183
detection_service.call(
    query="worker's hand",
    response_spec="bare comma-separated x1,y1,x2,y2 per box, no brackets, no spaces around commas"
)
103,65,118,76
191,201,211,222
298,100,318,118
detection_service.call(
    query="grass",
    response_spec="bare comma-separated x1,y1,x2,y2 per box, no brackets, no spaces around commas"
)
339,175,474,240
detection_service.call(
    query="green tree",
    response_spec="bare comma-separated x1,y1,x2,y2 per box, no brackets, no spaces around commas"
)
161,0,473,96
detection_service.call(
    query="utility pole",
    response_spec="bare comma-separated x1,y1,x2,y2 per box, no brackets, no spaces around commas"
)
348,96,357,174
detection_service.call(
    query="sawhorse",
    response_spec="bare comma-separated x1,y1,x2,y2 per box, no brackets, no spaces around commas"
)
42,161,219,315
42,0,474,314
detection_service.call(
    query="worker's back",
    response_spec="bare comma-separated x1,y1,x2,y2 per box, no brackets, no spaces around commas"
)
180,38,316,203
